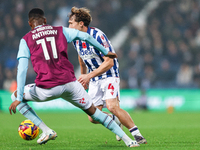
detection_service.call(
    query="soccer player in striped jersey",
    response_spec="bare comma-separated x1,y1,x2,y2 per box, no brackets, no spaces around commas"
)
9,8,139,147
68,7,147,144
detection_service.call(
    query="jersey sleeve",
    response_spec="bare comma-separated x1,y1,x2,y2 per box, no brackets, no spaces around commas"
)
63,27,109,55
62,27,79,43
16,39,30,101
96,33,112,57
17,39,30,59
97,33,111,49
17,57,29,101
76,31,109,55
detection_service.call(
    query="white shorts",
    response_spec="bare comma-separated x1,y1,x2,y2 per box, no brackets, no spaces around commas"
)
23,81,93,110
88,77,120,107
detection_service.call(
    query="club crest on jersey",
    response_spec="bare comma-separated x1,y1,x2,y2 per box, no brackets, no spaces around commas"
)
101,35,105,40
103,41,110,48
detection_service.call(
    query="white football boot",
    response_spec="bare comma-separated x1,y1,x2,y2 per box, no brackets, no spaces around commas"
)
126,140,140,147
37,129,57,144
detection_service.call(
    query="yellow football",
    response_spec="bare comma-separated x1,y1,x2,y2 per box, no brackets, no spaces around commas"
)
18,119,39,140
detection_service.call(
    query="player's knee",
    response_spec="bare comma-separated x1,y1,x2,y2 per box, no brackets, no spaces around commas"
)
107,104,118,115
11,91,17,102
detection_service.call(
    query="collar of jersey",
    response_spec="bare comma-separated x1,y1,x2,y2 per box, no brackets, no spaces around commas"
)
34,25,43,29
87,26,91,34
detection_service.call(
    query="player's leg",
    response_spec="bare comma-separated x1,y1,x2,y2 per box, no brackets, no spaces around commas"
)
87,79,123,141
84,105,139,147
87,105,103,124
87,104,123,141
11,90,43,127
87,80,121,126
27,84,72,144
87,80,103,124
106,97,134,128
87,105,121,127
11,84,57,144
106,97,147,144
103,77,147,144
61,81,139,147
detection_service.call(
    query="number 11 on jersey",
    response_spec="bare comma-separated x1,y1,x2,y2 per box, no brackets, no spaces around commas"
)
36,37,58,60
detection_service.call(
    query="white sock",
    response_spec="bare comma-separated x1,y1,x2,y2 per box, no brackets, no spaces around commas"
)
38,122,51,133
129,125,141,136
121,134,134,146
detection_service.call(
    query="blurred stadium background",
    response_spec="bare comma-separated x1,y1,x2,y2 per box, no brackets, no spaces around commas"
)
1,0,200,112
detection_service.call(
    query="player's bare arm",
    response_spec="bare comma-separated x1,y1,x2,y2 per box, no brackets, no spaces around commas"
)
78,56,114,88
87,56,114,78
78,55,87,74
78,55,88,89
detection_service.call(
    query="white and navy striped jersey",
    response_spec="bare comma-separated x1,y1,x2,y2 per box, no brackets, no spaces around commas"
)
73,27,119,81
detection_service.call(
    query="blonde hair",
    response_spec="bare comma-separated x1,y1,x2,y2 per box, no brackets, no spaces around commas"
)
69,7,92,27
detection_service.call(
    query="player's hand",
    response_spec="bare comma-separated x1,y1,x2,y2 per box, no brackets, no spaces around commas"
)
82,83,89,90
105,51,117,58
9,100,21,115
78,74,90,90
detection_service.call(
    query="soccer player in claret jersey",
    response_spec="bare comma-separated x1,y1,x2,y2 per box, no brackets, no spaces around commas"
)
9,8,139,147
68,7,147,144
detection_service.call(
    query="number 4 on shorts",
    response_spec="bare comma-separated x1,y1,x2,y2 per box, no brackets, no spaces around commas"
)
108,83,114,95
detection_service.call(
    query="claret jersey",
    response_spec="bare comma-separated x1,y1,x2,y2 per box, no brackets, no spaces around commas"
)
20,25,76,88
17,24,112,101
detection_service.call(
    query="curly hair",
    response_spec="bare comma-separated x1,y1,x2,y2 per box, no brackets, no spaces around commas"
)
69,7,92,27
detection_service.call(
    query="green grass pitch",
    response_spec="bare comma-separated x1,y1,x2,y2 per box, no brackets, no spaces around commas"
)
0,111,199,150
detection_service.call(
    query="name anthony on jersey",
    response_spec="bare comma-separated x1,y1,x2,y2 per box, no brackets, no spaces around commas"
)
32,29,57,40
